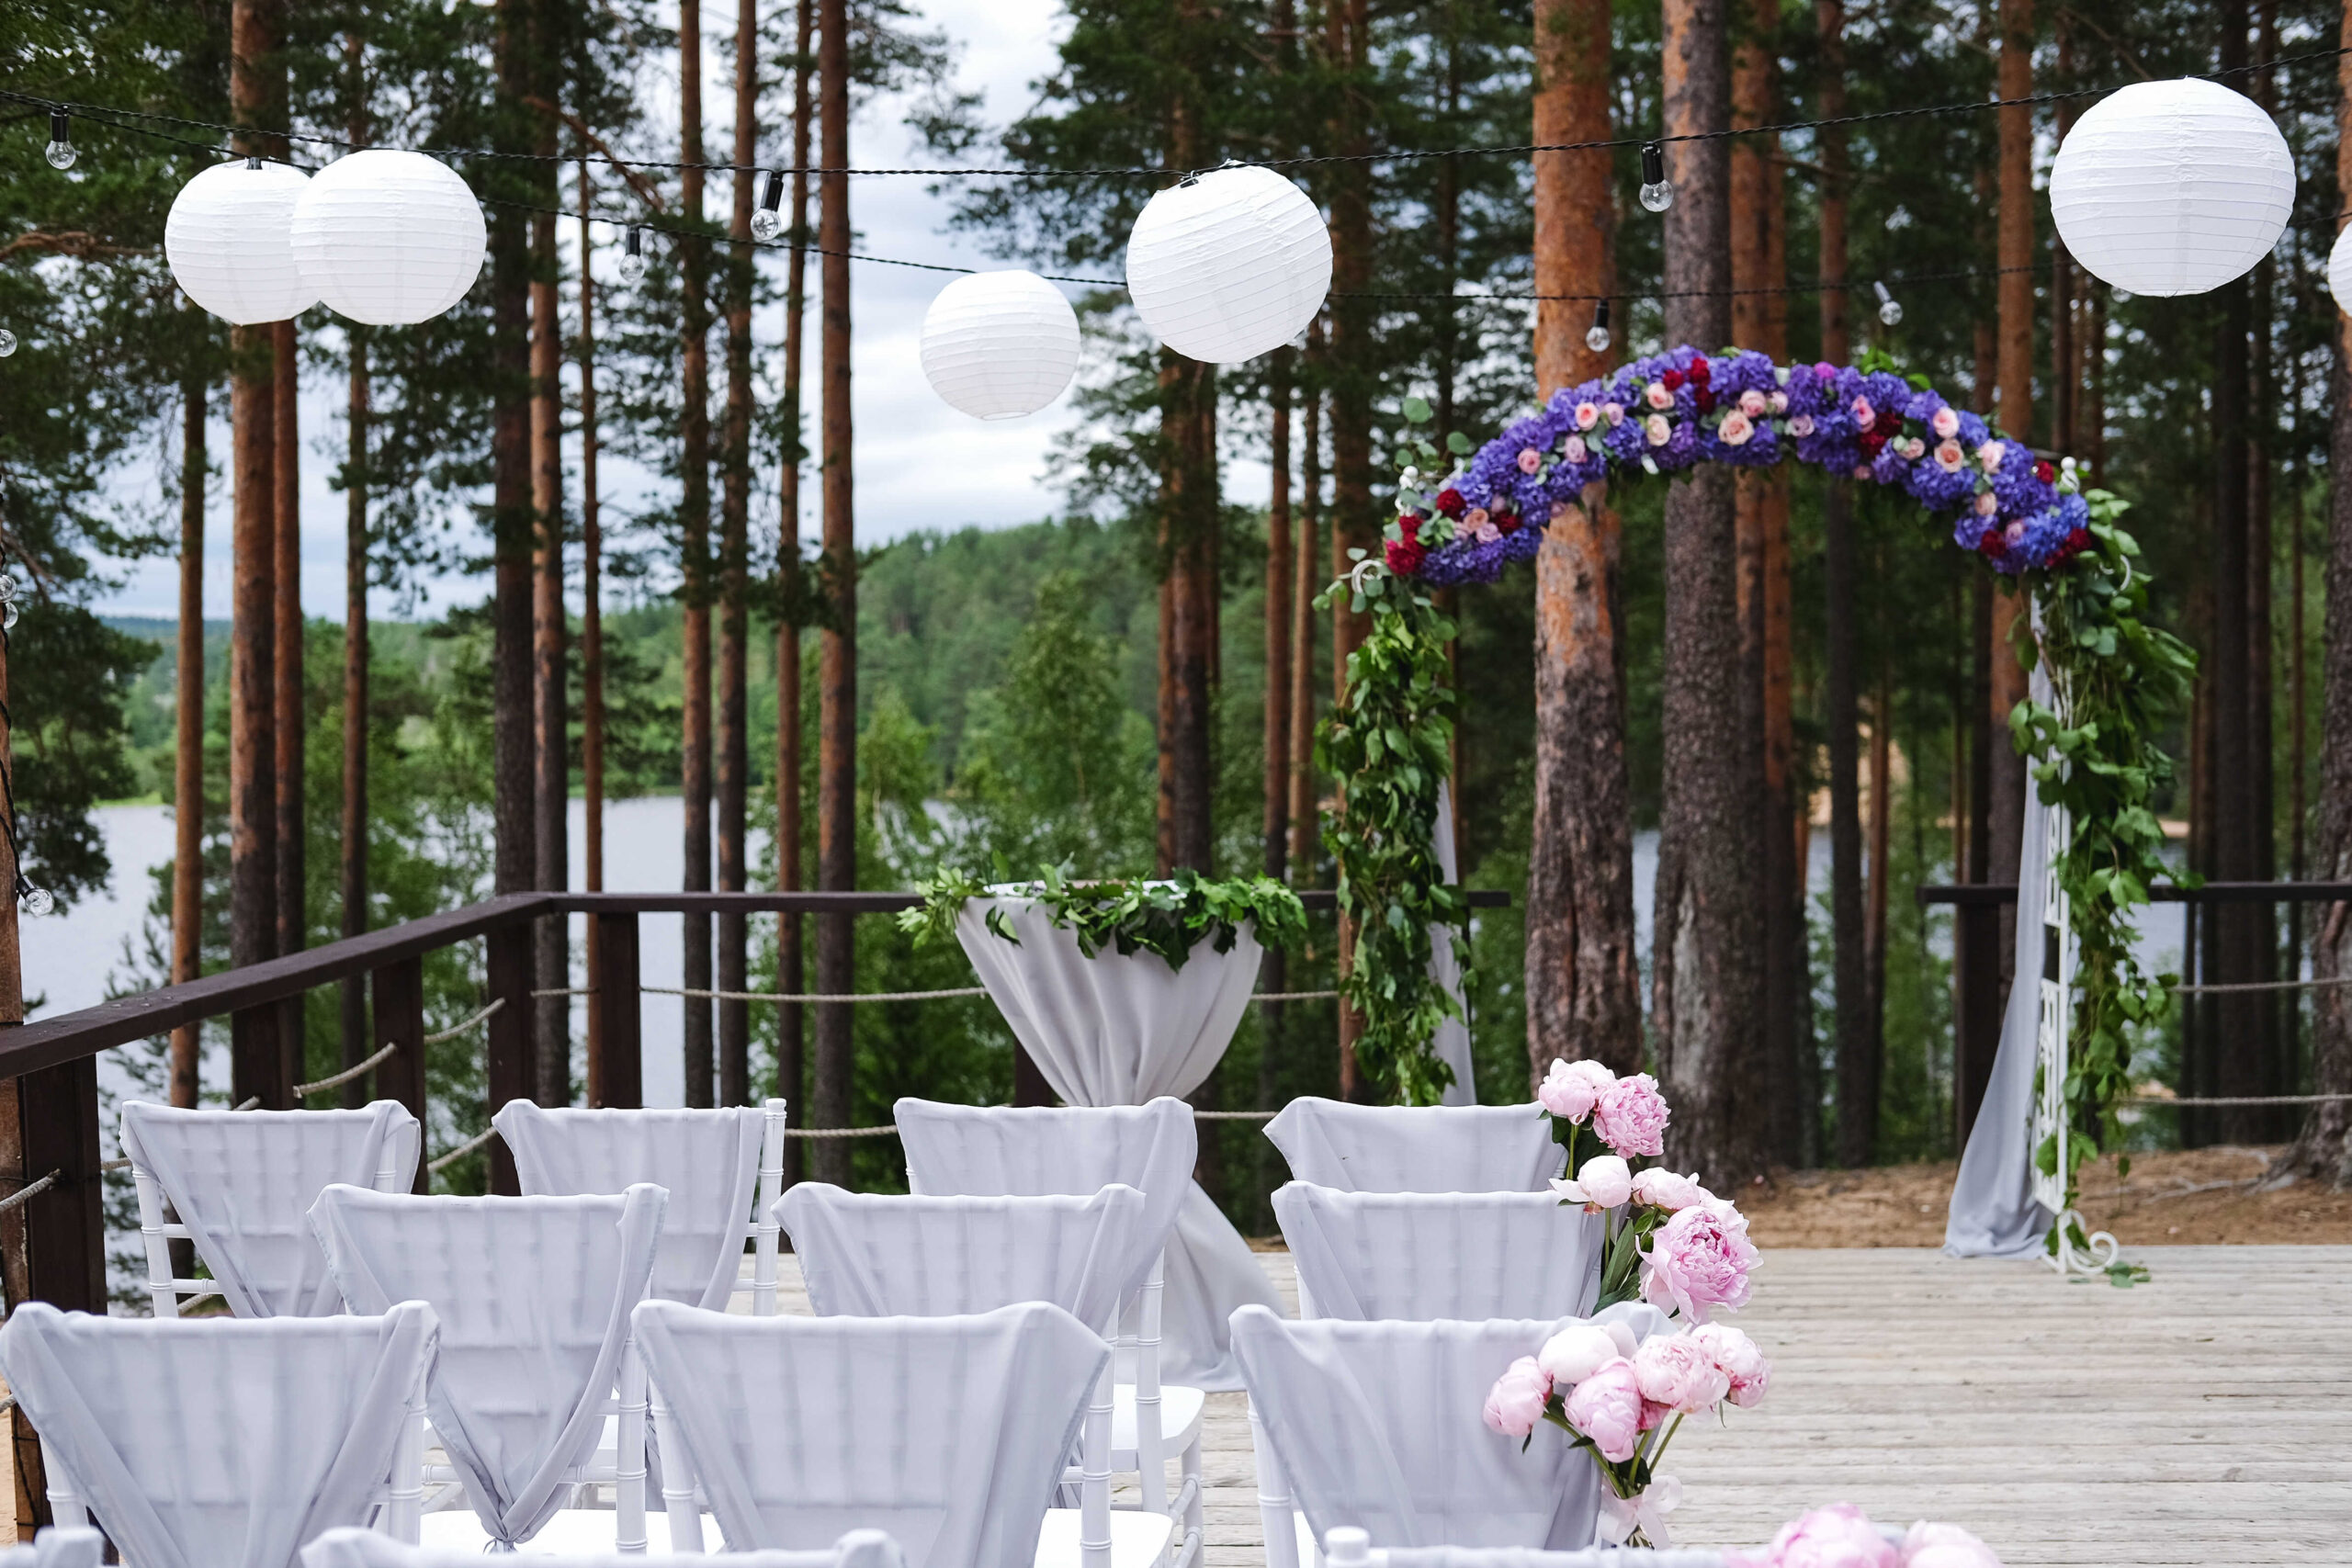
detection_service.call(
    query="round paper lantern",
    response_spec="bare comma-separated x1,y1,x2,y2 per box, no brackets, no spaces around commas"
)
1124,164,1330,364
164,160,319,325
2049,78,2293,298
919,271,1081,420
2327,221,2352,310
290,150,487,325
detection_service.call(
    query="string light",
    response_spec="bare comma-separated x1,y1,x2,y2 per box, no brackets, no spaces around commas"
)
0,330,16,357
1638,143,1672,214
1874,280,1903,326
617,224,646,285
1585,299,1611,354
44,111,74,170
750,169,786,242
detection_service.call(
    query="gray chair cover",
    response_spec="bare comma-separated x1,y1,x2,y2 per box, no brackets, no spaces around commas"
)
1230,1305,1669,1552
118,1101,424,1317
300,1524,908,1568
1376,1550,1724,1568
1,1529,105,1568
1428,783,1476,1106
778,1183,1147,1335
1261,1101,1562,1193
631,1299,1108,1568
0,1302,437,1568
1272,1186,1602,1322
493,1100,766,1310
308,1183,666,1549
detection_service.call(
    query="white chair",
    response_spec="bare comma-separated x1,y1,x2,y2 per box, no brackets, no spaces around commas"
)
0,1528,106,1568
777,1184,1181,1568
0,1301,437,1568
630,1299,1107,1568
300,1524,909,1568
1261,1101,1561,1193
309,1183,666,1552
494,1099,790,1313
1321,1529,1727,1568
891,1099,1204,1539
1271,1186,1602,1321
1230,1305,1669,1568
119,1100,423,1316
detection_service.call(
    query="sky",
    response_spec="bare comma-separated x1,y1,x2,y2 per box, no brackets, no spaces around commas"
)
99,0,1275,622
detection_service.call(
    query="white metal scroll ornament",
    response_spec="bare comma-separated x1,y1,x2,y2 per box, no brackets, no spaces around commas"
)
2026,764,2121,1278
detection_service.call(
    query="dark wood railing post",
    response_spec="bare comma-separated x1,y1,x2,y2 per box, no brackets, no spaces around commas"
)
483,919,534,1194
372,957,429,1191
15,1061,103,1310
1952,902,2003,1144
591,911,641,1110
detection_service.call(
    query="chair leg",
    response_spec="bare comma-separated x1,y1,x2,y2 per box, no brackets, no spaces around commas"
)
754,1099,787,1316
617,1338,650,1552
1247,1400,1296,1568
1081,1354,1113,1568
130,1167,179,1319
1135,1258,1167,1516
649,1373,702,1552
384,1371,426,1543
40,1438,87,1529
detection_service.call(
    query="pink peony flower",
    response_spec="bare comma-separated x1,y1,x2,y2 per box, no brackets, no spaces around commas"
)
1591,1072,1669,1156
1518,447,1544,475
1553,1153,1633,1210
1481,1356,1552,1438
1601,401,1625,426
1901,1522,2004,1568
1632,1333,1731,1414
1575,400,1601,430
1976,439,2006,472
1690,1321,1771,1406
1718,411,1756,446
1738,389,1768,417
1561,1357,1645,1463
1973,491,1998,516
1644,413,1672,447
1849,396,1875,432
1934,440,1965,472
1930,406,1960,439
1787,412,1815,437
1645,380,1675,411
1562,434,1589,464
1768,390,1788,415
1631,1167,1709,1212
1641,1201,1759,1323
1757,1505,1899,1568
1536,1322,1620,1385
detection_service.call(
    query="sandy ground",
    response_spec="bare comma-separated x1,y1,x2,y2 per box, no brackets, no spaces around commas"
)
1724,1144,2352,1248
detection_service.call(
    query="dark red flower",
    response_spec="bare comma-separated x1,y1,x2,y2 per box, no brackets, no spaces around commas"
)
1688,355,1710,383
2034,459,2056,485
1494,509,1522,534
1385,537,1426,575
1434,487,1465,518
1398,512,1424,540
1694,389,1717,415
1859,428,1886,455
1661,368,1685,391
2065,526,2091,554
1977,530,2007,559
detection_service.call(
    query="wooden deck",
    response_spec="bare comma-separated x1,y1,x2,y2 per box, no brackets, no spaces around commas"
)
769,1245,2352,1568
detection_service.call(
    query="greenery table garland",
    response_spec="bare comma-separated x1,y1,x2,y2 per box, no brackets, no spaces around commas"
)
903,863,1307,969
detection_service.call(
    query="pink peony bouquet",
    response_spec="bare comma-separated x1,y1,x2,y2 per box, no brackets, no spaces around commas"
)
1727,1506,2005,1568
1481,1316,1771,1549
1538,1056,1760,1318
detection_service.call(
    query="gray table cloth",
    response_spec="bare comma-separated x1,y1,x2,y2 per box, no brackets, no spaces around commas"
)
118,1100,422,1317
308,1184,665,1549
630,1299,1108,1568
1261,1100,1564,1193
0,1302,437,1568
1272,1186,1602,1321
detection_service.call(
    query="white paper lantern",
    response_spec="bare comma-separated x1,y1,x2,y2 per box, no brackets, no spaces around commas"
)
2327,222,2352,311
919,271,1081,420
1124,164,1330,364
2049,78,2293,298
164,160,319,325
290,150,487,325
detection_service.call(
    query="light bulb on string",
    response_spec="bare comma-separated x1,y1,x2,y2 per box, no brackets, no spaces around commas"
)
1874,280,1903,327
617,225,647,285
3,601,20,633
18,882,51,918
1638,143,1672,214
45,111,75,171
0,329,16,358
1584,298,1611,354
750,170,786,243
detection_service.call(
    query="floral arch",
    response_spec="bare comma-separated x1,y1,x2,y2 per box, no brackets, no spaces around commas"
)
1321,344,2194,1234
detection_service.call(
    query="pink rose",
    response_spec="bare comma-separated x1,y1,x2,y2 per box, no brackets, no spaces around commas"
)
1591,1072,1669,1156
1852,465,1872,480
1690,1321,1771,1406
1539,1056,1616,1122
1560,1358,1644,1463
1536,1322,1621,1385
1475,518,1502,545
1767,390,1788,415
1718,411,1756,446
1738,389,1768,417
1973,491,1998,516
1641,1201,1759,1323
1930,406,1960,439
1849,396,1875,431
1601,401,1625,426
1630,1167,1709,1211
1562,434,1589,464
1632,1333,1731,1414
1934,440,1965,472
1575,400,1601,430
1975,439,2006,472
2003,521,2025,548
1900,437,1926,460
1645,380,1674,411
1518,447,1544,475
1481,1355,1552,1438
1553,1153,1633,1210
1758,1505,1899,1568
1901,1522,2003,1568
1644,413,1672,447
1787,412,1815,437
1464,507,1489,529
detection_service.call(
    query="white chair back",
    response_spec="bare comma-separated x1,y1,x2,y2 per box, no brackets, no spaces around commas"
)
1232,1307,1657,1560
308,1184,666,1550
1261,1101,1561,1193
1,1529,106,1568
300,1524,909,1568
0,1302,436,1568
494,1099,787,1312
119,1100,422,1317
1328,1534,1725,1568
1272,1186,1603,1321
630,1300,1107,1568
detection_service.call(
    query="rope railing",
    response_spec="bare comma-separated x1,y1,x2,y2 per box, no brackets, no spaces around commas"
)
426,1126,499,1175
0,1171,61,1215
530,984,1343,1004
2172,974,2352,997
2125,1091,2352,1108
294,1042,399,1099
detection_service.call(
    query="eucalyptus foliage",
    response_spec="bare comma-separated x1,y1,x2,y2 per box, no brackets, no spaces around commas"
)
902,862,1307,971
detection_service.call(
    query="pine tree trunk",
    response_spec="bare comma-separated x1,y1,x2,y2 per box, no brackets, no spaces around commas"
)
1328,0,1374,1092
580,167,608,1104
272,318,303,1013
1825,476,1869,1166
716,0,760,1108
772,0,813,1166
1527,0,1641,1084
1653,0,1768,1181
1986,0,2034,993
491,0,537,920
531,203,570,1106
173,374,207,1110
679,0,716,1109
1288,365,1321,880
